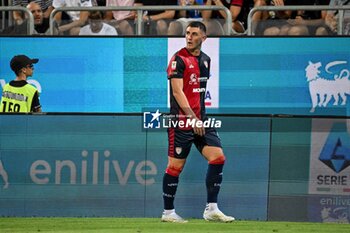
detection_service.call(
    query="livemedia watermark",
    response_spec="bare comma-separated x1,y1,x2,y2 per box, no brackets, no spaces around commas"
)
143,109,222,129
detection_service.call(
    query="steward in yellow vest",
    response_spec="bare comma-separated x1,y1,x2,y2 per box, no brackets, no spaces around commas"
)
0,55,41,113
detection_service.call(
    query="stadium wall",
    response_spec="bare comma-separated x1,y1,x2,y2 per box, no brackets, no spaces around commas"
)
0,37,349,222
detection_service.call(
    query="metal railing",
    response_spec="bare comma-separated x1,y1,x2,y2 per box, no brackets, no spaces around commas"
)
247,5,350,36
5,5,350,36
49,5,233,36
0,1,14,31
0,6,34,34
1,0,6,30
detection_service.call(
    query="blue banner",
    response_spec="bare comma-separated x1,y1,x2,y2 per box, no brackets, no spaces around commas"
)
1,37,349,115
0,115,270,219
0,38,124,112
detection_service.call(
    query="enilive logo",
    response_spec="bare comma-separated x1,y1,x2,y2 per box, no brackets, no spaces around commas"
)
305,61,350,112
1,151,157,187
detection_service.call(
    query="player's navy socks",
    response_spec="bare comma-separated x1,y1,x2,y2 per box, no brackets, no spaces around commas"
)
163,173,179,210
206,163,224,203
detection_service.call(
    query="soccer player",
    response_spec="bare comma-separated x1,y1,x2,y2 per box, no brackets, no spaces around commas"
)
1,55,41,113
162,21,235,223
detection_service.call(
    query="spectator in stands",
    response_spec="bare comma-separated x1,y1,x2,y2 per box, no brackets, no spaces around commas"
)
201,0,245,36
134,0,177,35
287,0,330,36
52,0,93,35
104,0,135,35
168,0,203,35
95,0,106,5
325,0,350,35
250,0,268,23
12,0,53,25
79,11,118,35
0,20,27,35
1,2,49,35
27,2,50,34
253,0,296,36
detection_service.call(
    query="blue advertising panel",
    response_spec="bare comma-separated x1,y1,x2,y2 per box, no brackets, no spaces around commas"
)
1,37,349,115
0,115,270,219
0,115,146,216
0,38,124,112
307,119,350,223
0,37,349,221
219,38,350,116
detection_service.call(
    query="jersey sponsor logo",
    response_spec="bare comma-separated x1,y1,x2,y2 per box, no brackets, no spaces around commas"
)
189,64,194,69
193,88,206,93
305,61,350,113
189,73,198,85
198,77,208,82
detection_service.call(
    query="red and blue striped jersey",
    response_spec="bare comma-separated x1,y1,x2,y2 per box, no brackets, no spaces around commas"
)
167,47,211,129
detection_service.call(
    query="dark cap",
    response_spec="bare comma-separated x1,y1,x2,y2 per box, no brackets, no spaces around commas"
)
10,55,39,73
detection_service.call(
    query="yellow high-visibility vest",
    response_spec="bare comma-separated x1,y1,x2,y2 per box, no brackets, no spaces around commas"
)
0,83,37,113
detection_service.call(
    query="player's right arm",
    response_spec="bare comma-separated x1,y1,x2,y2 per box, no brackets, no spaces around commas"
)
171,78,205,136
168,55,205,136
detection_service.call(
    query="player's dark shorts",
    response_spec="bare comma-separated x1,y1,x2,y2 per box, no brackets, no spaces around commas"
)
168,127,222,159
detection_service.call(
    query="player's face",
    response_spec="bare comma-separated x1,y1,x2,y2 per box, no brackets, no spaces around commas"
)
185,26,206,55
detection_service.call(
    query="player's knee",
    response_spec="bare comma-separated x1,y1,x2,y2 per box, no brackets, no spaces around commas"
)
209,155,226,165
165,165,183,177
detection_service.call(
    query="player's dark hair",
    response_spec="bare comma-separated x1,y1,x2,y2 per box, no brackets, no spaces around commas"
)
187,21,206,34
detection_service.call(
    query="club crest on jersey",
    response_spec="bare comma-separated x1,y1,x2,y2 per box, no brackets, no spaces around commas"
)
175,147,182,155
189,73,198,85
171,61,177,70
204,61,208,68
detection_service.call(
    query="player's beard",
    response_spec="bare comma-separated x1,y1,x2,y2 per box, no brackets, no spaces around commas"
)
187,41,202,55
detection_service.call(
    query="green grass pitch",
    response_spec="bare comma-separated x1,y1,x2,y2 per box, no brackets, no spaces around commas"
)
1,218,350,233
